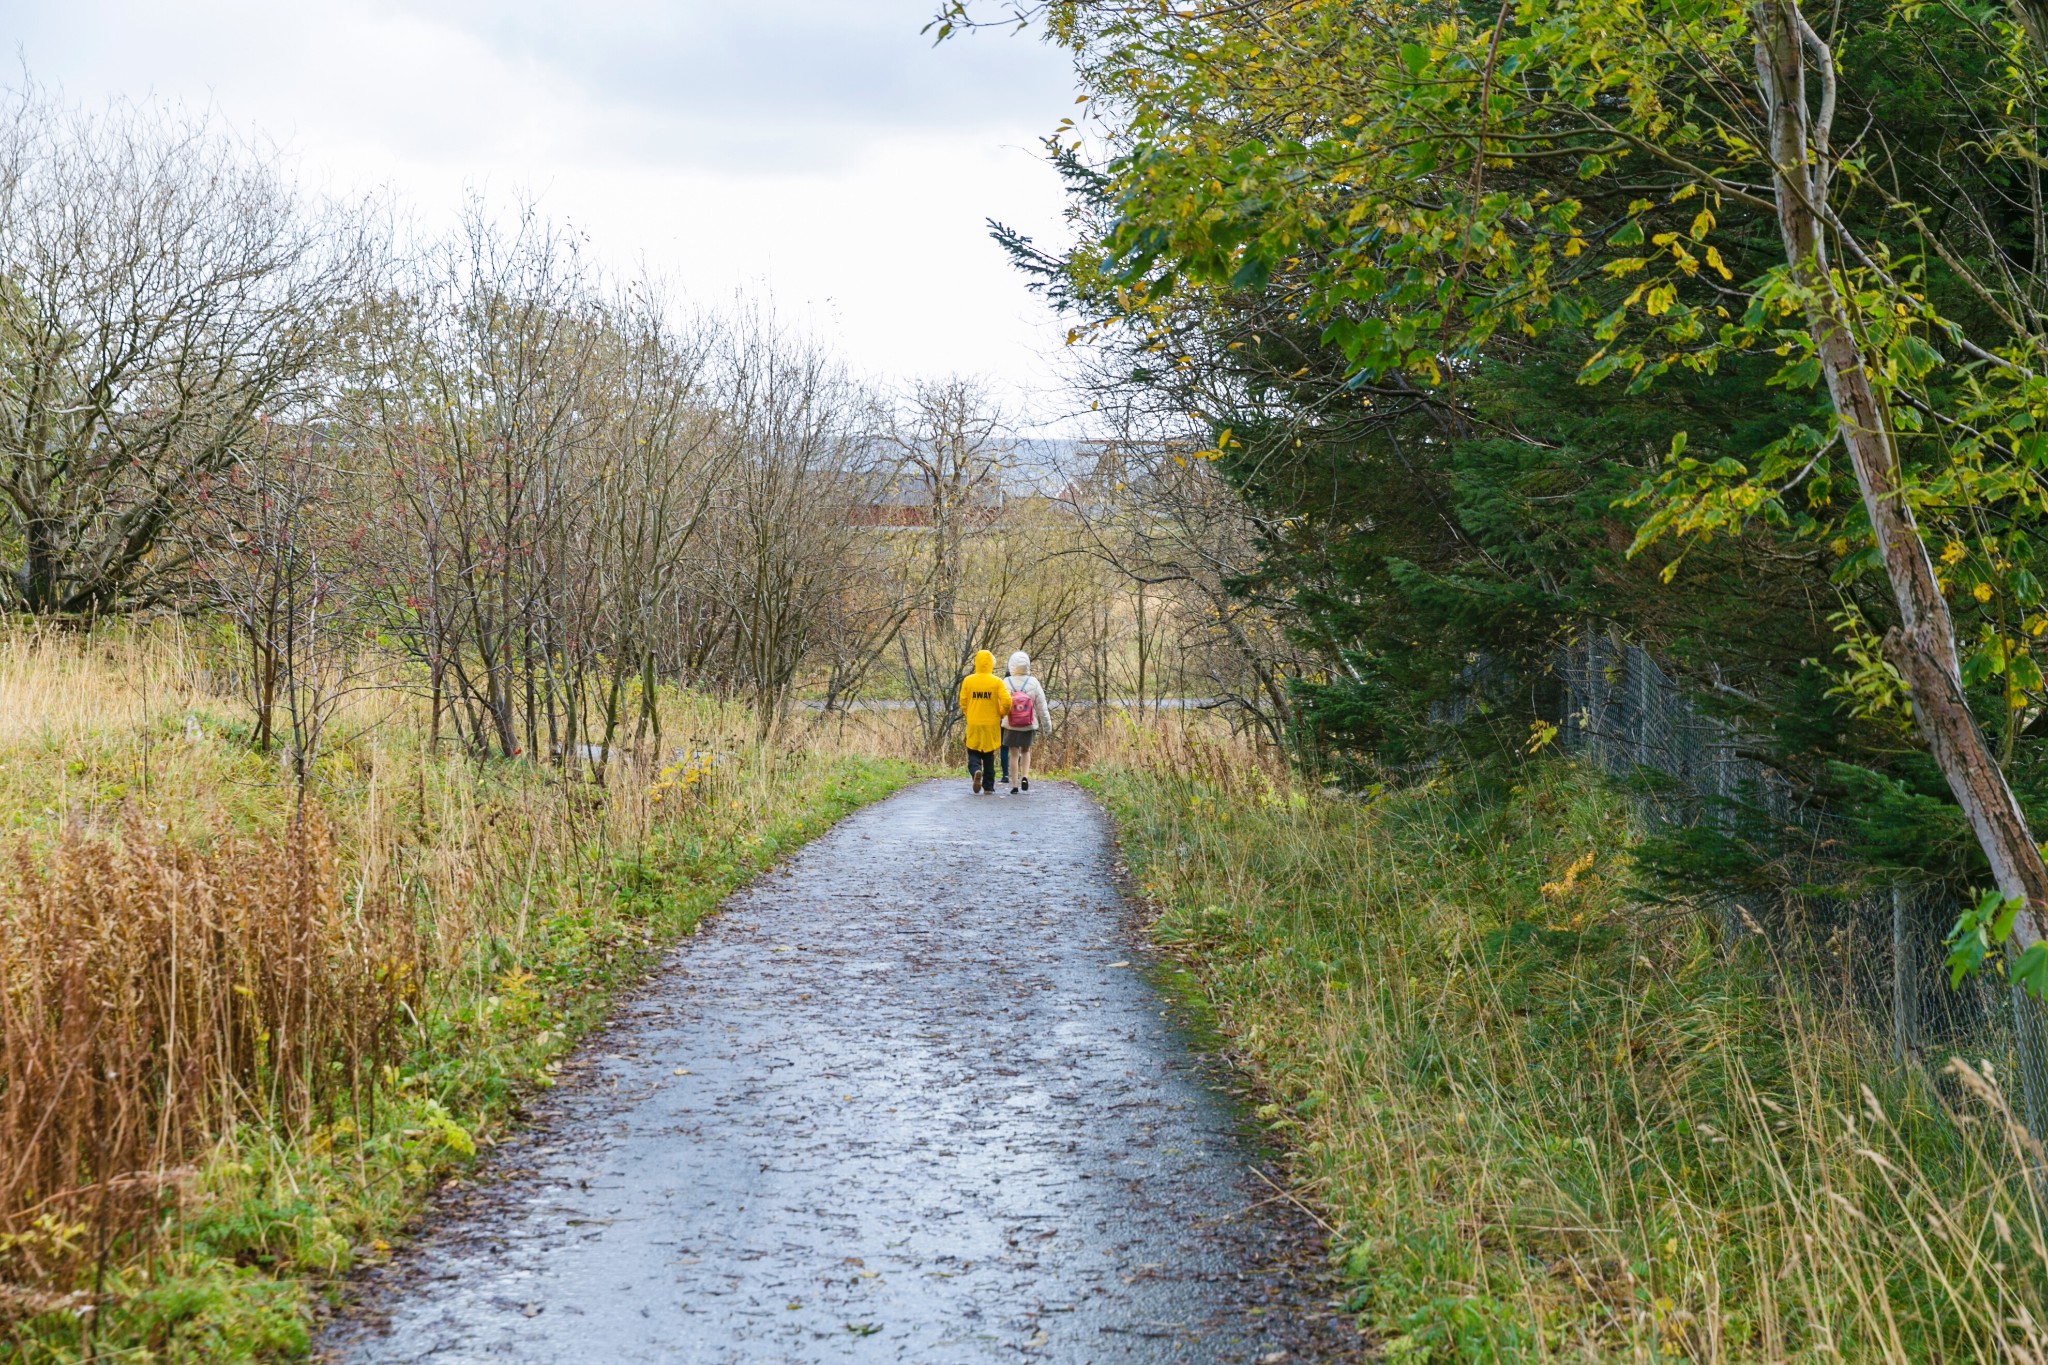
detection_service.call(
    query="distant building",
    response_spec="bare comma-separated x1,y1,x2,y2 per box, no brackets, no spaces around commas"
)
843,437,1120,528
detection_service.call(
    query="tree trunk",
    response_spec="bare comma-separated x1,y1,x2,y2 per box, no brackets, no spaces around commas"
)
1757,0,2048,947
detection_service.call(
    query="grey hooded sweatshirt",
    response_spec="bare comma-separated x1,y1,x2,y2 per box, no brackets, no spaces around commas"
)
1001,651,1050,732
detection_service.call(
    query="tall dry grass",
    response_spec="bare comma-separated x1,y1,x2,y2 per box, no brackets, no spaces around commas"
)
0,809,414,1294
0,623,918,1355
1094,750,2048,1361
0,624,208,751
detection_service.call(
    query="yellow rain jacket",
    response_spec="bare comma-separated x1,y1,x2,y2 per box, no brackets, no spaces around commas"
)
958,650,1013,753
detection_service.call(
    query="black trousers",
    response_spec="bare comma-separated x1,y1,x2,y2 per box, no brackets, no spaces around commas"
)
968,748,1000,784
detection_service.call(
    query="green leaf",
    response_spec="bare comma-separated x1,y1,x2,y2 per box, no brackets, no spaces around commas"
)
1230,251,1274,291
2010,651,2044,693
1579,352,1625,385
1895,334,1942,379
1963,637,2008,685
1947,889,2020,987
1994,891,2022,942
1772,356,1822,390
2016,943,2048,1002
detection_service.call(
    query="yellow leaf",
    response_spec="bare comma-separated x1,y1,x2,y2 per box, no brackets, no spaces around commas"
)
1541,850,1597,900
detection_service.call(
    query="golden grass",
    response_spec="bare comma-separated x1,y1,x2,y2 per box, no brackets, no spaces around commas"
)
0,625,208,751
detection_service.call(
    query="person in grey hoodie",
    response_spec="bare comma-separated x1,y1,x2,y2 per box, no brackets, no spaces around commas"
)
998,650,1049,794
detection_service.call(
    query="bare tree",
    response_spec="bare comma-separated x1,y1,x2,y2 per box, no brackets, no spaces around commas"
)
0,86,363,614
577,288,729,767
705,313,879,738
191,423,370,782
884,379,1092,748
354,206,604,759
1066,436,1306,748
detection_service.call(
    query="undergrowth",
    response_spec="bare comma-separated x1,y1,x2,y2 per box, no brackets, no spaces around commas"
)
0,626,918,1362
1090,740,2048,1362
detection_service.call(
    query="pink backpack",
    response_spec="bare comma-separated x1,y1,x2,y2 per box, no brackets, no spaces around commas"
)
1008,691,1036,727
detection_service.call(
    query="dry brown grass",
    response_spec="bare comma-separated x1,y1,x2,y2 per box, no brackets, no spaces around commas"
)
1051,706,1282,786
0,623,918,1358
0,806,415,1290
0,624,209,752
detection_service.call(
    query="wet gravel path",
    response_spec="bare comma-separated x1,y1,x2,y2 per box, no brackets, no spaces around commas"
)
321,778,1363,1364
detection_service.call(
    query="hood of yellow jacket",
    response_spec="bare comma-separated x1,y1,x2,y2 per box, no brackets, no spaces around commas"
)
973,649,994,674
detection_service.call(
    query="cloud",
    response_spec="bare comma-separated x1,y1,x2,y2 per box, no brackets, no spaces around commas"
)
0,0,1088,425
372,0,1073,172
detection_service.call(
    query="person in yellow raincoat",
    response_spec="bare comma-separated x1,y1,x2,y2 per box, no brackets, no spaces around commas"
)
957,649,1012,795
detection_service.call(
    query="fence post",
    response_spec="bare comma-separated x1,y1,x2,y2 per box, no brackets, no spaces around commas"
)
1891,886,1916,1063
1634,646,1653,770
1585,634,1603,769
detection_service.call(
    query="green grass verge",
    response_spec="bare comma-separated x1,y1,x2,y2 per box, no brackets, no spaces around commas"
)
3,754,918,1364
1087,758,2048,1363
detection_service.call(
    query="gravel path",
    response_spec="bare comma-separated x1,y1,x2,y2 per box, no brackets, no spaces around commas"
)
320,778,1362,1364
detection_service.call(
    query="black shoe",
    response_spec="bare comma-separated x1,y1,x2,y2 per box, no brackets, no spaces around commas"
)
1021,778,1030,792
1009,785,1018,795
972,772,981,793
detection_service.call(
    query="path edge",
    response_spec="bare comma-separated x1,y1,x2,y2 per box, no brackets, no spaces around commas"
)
307,759,930,1354
1073,772,1374,1360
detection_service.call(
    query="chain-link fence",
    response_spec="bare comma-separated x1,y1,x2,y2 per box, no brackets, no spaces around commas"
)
1553,631,2048,1136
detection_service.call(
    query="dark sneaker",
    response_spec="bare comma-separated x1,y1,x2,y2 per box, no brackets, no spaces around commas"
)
1021,778,1030,792
972,771,982,794
1009,785,1019,795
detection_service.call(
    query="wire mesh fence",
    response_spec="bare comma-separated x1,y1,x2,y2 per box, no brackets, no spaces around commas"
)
1552,630,2048,1137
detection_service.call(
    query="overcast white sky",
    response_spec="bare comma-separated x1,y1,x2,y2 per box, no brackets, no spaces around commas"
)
0,0,1084,426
